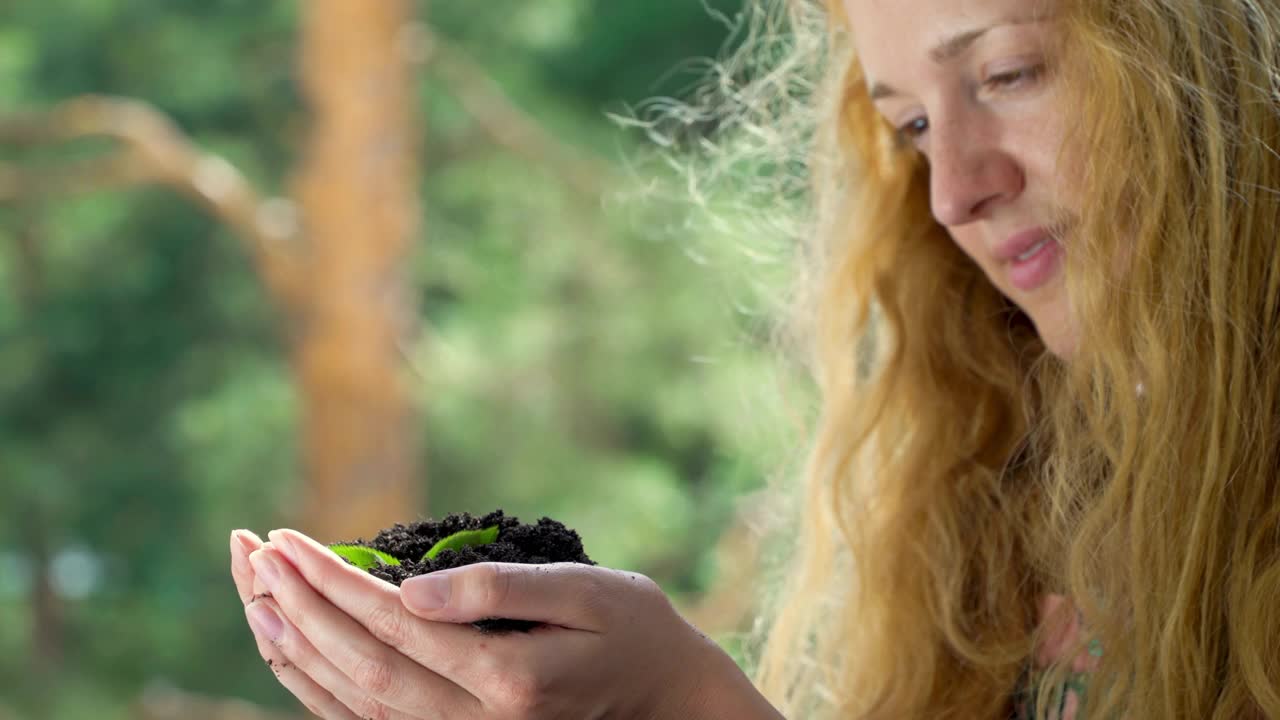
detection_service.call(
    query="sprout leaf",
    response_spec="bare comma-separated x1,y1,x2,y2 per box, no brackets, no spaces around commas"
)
328,544,402,571
422,525,500,561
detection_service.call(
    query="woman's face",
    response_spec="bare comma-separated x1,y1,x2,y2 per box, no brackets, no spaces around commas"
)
844,0,1080,357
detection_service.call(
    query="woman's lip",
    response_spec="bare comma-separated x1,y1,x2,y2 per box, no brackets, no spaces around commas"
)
996,227,1055,264
1007,236,1062,292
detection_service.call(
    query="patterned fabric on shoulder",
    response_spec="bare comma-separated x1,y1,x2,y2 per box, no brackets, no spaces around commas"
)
1010,593,1103,720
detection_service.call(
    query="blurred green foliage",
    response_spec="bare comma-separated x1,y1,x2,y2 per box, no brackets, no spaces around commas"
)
0,0,803,717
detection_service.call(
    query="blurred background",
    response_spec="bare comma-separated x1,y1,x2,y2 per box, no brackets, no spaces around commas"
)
0,1,808,718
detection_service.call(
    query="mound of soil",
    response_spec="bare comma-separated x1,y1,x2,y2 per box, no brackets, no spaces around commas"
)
332,509,594,633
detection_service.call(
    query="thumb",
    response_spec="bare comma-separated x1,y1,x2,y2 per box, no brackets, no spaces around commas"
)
399,562,649,631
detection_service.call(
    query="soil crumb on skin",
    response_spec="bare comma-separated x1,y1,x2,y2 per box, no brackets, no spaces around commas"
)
333,509,595,634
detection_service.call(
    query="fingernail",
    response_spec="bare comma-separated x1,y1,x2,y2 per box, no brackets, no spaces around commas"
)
268,530,299,563
233,530,258,556
247,602,284,642
403,573,452,612
249,550,280,591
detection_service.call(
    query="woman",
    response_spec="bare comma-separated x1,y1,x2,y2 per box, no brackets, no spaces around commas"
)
230,0,1280,717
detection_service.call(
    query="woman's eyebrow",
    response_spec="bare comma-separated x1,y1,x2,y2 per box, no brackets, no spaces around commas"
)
929,26,991,64
867,16,1046,102
868,26,990,101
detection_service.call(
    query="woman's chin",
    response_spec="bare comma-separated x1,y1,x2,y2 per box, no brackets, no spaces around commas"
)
1045,333,1076,360
1032,313,1079,360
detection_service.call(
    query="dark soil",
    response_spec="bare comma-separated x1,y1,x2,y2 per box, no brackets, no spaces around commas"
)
332,509,594,633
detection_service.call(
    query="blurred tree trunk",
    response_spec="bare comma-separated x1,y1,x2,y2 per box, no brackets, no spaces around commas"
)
26,510,63,706
0,3,520,544
291,0,424,540
13,211,65,695
26,515,62,673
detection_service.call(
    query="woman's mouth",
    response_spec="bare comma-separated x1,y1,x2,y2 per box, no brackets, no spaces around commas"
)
1007,236,1062,292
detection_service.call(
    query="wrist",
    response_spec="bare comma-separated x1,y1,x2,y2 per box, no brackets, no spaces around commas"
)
662,632,785,720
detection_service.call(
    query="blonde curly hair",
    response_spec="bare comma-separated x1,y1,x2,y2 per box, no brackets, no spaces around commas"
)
654,1,1280,718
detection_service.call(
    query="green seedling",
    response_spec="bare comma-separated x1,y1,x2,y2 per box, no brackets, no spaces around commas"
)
423,525,500,560
328,545,402,571
327,525,500,570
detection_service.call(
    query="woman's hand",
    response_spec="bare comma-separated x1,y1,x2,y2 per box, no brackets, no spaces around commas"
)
229,528,781,720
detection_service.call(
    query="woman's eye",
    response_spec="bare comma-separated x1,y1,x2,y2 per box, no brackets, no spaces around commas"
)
897,116,929,142
985,63,1046,90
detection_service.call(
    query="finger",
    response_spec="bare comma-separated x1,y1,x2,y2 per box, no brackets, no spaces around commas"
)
249,545,483,717
248,596,414,720
230,529,265,605
400,561,655,632
245,600,362,720
253,635,359,720
265,530,485,672
252,541,277,599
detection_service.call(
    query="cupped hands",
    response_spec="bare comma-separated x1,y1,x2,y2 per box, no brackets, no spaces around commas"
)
228,528,781,720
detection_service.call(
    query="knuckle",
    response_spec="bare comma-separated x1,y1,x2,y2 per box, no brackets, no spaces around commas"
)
477,563,517,611
591,570,669,624
612,569,663,602
351,653,397,697
636,574,666,602
364,605,407,646
488,668,548,713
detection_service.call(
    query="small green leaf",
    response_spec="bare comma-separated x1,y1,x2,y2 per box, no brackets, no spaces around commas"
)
422,525,500,561
328,544,402,571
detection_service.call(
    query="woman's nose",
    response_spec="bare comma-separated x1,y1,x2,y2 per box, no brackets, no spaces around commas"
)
927,116,1025,227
